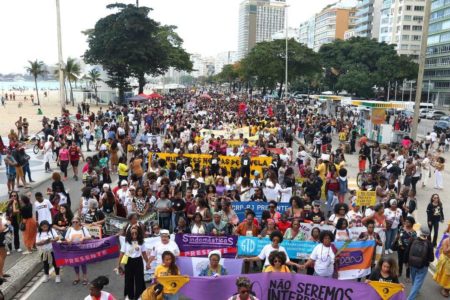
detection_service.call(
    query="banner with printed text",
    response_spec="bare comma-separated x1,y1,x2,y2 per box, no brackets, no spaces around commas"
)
232,202,290,221
178,272,406,300
153,153,272,177
176,256,243,276
52,236,120,267
175,234,238,258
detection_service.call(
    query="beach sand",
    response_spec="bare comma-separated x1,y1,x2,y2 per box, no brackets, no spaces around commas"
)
0,90,100,137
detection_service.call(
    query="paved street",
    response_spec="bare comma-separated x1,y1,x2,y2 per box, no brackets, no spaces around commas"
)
11,125,448,300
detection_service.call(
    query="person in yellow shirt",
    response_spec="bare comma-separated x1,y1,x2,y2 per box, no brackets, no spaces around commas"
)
154,251,180,300
263,251,290,273
315,159,327,180
118,156,129,184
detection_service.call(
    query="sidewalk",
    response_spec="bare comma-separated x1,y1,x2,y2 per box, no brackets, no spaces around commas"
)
0,145,92,299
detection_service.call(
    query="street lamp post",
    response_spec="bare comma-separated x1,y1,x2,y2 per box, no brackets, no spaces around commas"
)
285,4,289,100
411,0,432,140
56,0,65,111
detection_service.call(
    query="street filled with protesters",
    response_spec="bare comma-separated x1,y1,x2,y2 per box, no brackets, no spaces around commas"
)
0,93,449,300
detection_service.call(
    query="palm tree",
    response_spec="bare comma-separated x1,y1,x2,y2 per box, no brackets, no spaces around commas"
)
64,57,81,106
87,69,101,105
25,60,47,106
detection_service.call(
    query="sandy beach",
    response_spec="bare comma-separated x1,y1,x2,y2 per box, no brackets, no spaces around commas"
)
0,90,100,137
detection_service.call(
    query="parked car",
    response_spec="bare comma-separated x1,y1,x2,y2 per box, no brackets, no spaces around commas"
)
419,108,431,118
426,110,447,119
440,116,450,122
434,120,450,134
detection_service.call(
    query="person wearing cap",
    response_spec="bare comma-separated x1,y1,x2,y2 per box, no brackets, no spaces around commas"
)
250,170,262,188
199,250,228,277
406,225,434,300
82,199,105,233
304,201,325,225
148,229,180,267
384,199,403,254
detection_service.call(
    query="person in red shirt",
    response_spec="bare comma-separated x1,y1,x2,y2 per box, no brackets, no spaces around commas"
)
235,211,259,237
276,213,291,235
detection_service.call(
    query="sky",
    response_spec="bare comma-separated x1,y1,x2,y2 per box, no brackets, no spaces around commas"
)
0,0,338,74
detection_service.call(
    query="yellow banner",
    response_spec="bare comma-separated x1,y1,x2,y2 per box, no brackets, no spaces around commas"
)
152,153,272,177
226,140,256,147
368,281,404,300
356,190,376,206
157,276,190,294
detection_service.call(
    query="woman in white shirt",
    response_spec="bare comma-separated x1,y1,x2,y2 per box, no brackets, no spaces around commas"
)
301,230,336,278
384,199,403,254
244,231,302,269
36,220,60,283
65,216,92,285
190,213,206,235
148,230,180,267
117,226,150,300
84,276,116,300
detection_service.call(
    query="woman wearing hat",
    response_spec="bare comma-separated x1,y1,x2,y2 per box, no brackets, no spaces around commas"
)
148,230,180,267
199,250,228,277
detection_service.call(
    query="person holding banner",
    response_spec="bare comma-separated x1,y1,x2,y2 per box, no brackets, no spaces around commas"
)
366,257,402,284
65,216,92,285
148,230,180,266
263,251,290,273
227,277,259,300
36,220,61,283
154,251,180,300
118,225,150,300
300,230,336,278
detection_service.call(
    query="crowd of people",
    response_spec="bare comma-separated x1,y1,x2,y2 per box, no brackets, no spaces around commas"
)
0,94,449,300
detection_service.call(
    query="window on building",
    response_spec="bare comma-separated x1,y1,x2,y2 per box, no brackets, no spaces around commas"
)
403,25,411,30
414,6,424,11
413,16,423,22
404,15,412,21
406,5,412,10
412,25,422,31
412,35,421,41
402,35,410,41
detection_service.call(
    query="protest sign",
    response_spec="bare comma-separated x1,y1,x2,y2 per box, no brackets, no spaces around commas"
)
226,140,256,147
178,273,406,300
231,202,290,221
356,190,376,206
175,234,238,258
335,240,376,279
153,153,272,178
200,126,250,139
369,281,406,300
52,236,119,267
237,236,317,260
86,225,102,239
176,256,243,276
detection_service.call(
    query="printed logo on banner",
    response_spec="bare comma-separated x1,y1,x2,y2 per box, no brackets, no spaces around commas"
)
339,250,364,267
239,238,257,253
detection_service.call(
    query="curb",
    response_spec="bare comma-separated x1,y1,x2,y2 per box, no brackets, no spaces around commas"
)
1,253,42,300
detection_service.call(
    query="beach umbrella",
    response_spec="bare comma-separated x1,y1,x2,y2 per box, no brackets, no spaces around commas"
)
199,93,211,100
148,92,163,100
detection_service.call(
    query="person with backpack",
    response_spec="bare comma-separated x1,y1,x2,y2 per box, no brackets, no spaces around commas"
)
35,220,60,283
227,277,259,300
406,225,434,300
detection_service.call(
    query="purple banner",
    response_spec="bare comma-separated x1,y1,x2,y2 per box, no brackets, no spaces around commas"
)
52,236,120,267
175,234,238,258
176,256,243,276
179,273,406,300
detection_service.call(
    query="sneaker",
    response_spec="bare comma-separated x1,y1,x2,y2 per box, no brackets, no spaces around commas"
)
16,248,22,253
22,250,32,255
43,275,49,283
6,251,10,256
55,275,61,283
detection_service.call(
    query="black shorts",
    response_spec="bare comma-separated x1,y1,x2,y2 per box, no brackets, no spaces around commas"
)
70,160,79,167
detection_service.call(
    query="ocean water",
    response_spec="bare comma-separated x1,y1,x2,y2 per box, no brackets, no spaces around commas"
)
0,81,60,91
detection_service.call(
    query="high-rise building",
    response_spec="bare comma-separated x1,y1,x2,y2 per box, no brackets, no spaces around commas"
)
424,0,450,106
215,51,238,75
378,0,425,61
270,27,300,41
313,3,357,51
354,0,382,39
237,0,286,59
299,17,316,49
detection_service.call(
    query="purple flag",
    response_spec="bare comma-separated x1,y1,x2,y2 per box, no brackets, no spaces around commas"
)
175,234,238,258
52,236,120,267
176,256,243,276
179,273,407,300
435,233,449,259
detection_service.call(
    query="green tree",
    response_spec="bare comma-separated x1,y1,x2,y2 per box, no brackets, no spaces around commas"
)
319,37,418,97
65,57,81,106
241,39,321,97
217,64,239,91
84,3,192,101
87,69,102,105
25,60,47,106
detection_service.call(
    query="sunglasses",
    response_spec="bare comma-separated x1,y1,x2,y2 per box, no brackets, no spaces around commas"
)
273,259,282,263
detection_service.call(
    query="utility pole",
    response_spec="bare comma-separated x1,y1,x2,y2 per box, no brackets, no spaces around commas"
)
56,0,65,111
411,0,432,140
136,0,139,7
394,81,397,101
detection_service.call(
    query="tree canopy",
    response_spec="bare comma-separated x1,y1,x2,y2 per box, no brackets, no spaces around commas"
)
84,3,192,101
319,37,418,98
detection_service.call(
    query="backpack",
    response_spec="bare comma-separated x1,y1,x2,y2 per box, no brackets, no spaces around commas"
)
408,238,429,268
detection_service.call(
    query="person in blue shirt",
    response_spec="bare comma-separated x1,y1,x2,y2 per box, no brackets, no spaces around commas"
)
199,250,228,277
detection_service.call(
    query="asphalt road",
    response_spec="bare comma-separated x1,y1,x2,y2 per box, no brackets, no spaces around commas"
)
9,122,450,300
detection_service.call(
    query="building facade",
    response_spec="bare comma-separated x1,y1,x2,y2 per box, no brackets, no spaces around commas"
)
313,4,357,51
378,0,425,60
424,0,450,106
237,0,286,59
354,0,383,39
215,51,238,75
